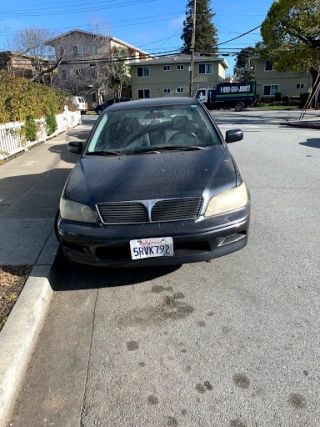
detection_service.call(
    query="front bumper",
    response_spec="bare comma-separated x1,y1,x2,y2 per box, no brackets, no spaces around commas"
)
57,205,250,267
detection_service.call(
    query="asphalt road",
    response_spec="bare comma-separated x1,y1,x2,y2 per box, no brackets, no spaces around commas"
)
8,111,320,427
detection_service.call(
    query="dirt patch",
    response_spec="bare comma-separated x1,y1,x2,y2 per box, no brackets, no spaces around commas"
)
0,265,32,331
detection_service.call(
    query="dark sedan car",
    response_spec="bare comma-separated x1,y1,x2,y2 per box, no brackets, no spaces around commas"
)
94,97,133,114
56,97,251,267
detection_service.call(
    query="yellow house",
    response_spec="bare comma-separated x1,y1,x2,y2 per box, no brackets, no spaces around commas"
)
250,57,312,100
130,54,229,99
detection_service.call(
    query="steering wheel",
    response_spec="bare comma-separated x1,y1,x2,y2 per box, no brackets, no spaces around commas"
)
168,131,199,144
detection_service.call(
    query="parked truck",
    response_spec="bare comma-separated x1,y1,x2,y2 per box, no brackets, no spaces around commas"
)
195,81,256,111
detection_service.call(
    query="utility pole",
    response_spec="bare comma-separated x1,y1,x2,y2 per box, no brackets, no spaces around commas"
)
189,0,197,97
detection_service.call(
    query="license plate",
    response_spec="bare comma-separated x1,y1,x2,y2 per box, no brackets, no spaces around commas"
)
130,237,174,260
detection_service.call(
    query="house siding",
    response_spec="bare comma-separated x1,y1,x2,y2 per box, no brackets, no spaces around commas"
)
252,59,312,99
131,58,228,98
46,30,149,109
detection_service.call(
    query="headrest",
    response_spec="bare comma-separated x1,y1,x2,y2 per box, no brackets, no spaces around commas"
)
172,116,188,130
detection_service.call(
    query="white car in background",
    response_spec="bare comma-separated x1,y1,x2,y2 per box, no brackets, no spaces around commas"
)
71,96,87,114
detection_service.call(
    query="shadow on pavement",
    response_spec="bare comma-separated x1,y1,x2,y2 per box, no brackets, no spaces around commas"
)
79,117,98,129
300,138,320,149
48,144,80,164
0,169,75,219
53,247,181,291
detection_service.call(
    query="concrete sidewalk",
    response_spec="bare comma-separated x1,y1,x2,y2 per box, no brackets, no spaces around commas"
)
0,120,92,426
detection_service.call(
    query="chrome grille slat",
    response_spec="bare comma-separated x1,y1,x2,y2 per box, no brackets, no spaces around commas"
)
97,202,148,224
97,197,203,224
151,198,202,222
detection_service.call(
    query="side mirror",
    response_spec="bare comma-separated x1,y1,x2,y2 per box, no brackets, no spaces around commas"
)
226,129,243,143
68,141,83,154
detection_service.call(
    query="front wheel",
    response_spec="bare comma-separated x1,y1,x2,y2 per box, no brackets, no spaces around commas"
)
235,102,244,112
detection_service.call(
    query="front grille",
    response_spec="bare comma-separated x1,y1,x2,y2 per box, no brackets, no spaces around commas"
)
97,202,148,224
151,198,203,222
96,197,203,224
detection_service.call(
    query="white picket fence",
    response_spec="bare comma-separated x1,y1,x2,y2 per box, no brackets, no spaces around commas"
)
0,108,81,160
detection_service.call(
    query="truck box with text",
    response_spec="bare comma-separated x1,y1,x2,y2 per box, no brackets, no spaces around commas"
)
195,81,256,111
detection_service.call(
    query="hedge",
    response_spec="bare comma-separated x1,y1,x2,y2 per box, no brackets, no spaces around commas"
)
0,71,67,125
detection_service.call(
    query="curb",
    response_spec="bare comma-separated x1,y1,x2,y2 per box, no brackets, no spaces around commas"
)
280,122,320,130
0,262,58,426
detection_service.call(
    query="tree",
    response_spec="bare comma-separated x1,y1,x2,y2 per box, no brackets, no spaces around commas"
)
6,27,61,83
181,0,218,55
233,47,256,81
257,0,320,87
54,31,131,103
107,47,131,98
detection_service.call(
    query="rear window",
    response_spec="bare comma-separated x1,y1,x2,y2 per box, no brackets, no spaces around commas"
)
87,104,221,154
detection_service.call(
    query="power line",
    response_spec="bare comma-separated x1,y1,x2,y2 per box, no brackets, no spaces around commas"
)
217,25,262,46
1,0,156,18
0,12,184,37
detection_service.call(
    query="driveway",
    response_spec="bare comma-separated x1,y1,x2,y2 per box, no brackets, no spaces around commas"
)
7,111,320,427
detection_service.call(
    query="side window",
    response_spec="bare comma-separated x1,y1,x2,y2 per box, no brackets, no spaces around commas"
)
263,84,279,95
138,89,150,99
137,67,150,77
198,64,213,74
265,60,274,71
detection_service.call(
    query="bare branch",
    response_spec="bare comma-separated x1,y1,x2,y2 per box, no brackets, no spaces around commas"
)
30,57,62,82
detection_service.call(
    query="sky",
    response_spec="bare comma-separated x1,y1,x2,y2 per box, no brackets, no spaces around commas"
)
0,0,275,75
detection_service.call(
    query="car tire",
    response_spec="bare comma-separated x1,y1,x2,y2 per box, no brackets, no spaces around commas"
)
235,102,244,112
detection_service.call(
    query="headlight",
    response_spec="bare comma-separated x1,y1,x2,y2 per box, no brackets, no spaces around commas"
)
205,182,248,217
59,198,97,223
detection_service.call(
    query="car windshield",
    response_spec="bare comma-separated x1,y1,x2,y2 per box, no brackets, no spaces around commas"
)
86,104,221,155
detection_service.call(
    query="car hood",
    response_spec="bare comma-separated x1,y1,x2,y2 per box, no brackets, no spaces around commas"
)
64,147,237,205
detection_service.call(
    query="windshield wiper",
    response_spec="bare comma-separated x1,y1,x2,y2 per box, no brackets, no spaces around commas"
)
86,150,124,156
131,149,161,155
153,145,213,152
131,146,214,155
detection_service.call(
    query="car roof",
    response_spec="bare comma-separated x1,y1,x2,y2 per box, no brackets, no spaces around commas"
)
106,97,200,111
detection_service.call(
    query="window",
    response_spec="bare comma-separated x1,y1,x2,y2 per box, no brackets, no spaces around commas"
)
76,69,82,79
263,84,279,96
61,69,67,80
198,63,213,74
177,64,184,70
265,60,274,71
138,89,150,98
163,88,171,94
92,93,97,103
137,67,150,77
297,83,304,89
90,45,98,55
59,46,65,57
177,87,184,93
73,45,79,57
163,65,171,71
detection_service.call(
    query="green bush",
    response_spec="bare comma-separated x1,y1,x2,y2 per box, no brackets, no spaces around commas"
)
0,71,68,125
24,116,37,141
45,113,57,136
274,92,282,101
299,92,309,108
